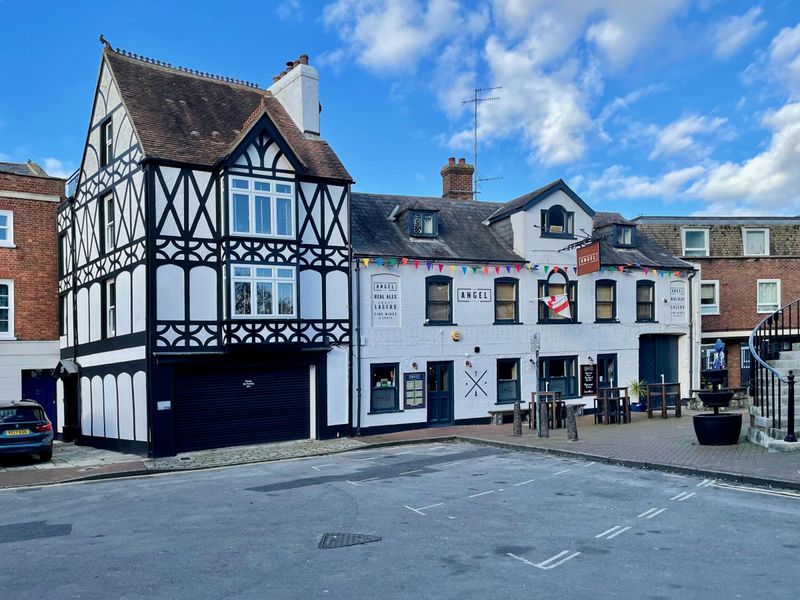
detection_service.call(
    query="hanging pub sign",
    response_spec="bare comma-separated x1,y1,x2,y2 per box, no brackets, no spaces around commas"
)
580,364,597,396
577,242,601,275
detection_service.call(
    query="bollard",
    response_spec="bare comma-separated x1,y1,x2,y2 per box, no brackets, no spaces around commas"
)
513,401,522,436
538,401,549,438
566,404,579,442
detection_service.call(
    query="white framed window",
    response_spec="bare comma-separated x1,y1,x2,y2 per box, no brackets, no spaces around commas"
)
231,264,296,318
757,279,780,314
229,176,294,239
105,278,116,337
743,228,769,256
700,280,719,315
100,118,113,167
0,280,13,338
682,228,709,257
0,210,14,247
103,194,115,252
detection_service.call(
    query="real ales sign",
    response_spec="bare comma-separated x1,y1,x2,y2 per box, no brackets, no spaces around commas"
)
669,280,687,322
371,274,400,327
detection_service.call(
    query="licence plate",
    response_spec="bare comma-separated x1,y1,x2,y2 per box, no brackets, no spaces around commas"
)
4,429,30,436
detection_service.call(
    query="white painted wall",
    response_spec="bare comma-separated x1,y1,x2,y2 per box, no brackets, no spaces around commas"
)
326,345,349,427
75,364,147,443
0,341,59,400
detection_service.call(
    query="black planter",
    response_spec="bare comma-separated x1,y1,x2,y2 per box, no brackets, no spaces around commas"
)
693,413,742,445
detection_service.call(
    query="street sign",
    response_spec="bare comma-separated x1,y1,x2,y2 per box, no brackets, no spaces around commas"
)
530,333,541,353
577,242,601,275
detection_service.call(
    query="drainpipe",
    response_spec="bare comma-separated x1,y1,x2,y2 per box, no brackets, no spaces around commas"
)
687,269,696,392
355,258,362,436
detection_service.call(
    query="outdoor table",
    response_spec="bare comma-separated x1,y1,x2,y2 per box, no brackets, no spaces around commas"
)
647,383,682,418
529,391,565,429
594,387,631,424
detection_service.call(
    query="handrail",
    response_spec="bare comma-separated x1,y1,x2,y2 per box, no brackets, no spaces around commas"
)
748,301,794,384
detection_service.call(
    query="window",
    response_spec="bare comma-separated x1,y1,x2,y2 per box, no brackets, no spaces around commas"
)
0,210,13,247
595,280,616,322
700,280,719,315
103,194,115,252
229,177,294,238
743,228,769,256
497,358,520,404
740,343,752,388
636,281,655,322
408,210,438,238
100,118,113,167
370,363,399,413
231,265,296,318
105,279,116,337
403,372,425,409
0,280,13,338
538,271,578,323
425,276,452,325
494,278,519,323
613,225,635,247
682,228,709,257
58,233,68,277
59,295,67,337
540,205,574,237
757,279,780,314
538,356,578,398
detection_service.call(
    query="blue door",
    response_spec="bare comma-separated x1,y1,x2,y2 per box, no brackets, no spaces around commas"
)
21,369,57,429
427,362,454,426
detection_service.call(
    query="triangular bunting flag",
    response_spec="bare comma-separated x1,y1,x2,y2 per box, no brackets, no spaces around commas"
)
483,266,489,275
401,257,408,266
414,260,420,269
426,261,432,271
362,258,370,268
505,265,511,273
515,264,522,273
472,266,478,274
450,265,456,273
462,266,468,274
544,265,550,273
572,266,578,274
495,266,501,274
376,258,383,268
438,264,444,272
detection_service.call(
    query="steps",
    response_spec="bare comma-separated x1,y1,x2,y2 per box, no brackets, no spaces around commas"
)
748,345,800,452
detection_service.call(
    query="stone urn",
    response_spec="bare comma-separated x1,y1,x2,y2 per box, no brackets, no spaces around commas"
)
693,368,741,445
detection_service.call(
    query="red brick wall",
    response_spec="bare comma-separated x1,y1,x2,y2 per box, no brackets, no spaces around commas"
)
0,173,63,341
440,157,474,201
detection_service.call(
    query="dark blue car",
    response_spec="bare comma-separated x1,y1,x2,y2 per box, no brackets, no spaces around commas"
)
0,399,54,462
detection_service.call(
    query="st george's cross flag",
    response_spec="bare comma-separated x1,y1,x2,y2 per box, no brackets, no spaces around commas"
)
540,294,571,319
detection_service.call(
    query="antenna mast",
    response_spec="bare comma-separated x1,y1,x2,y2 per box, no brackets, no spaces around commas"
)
462,86,501,196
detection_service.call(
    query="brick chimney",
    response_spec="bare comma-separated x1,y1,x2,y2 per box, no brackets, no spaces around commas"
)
441,157,474,201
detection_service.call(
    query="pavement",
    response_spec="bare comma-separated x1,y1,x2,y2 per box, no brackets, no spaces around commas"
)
1,442,798,599
1,409,799,490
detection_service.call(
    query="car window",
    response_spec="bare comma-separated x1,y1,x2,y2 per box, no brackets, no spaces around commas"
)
0,407,45,423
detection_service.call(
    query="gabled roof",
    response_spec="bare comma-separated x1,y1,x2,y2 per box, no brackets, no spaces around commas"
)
103,49,351,181
486,179,595,223
593,213,694,270
351,193,523,262
0,161,51,178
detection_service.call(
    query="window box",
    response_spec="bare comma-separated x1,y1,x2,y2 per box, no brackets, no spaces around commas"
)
229,176,294,239
540,205,575,238
371,363,399,413
231,264,297,318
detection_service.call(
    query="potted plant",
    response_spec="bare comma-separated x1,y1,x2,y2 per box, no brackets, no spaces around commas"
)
628,380,648,412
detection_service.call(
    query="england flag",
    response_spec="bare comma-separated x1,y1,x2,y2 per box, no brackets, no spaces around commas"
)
540,294,571,319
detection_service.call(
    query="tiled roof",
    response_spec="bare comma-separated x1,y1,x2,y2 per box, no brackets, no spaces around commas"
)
104,50,351,181
0,161,50,177
486,179,595,223
351,193,523,262
593,213,694,269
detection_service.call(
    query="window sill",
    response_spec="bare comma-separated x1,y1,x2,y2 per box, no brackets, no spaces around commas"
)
700,311,720,316
636,320,658,324
494,400,520,406
537,321,581,325
368,409,403,415
0,242,16,249
541,232,576,240
403,405,426,410
226,233,296,241
424,322,456,326
0,335,17,341
594,319,618,324
494,321,522,325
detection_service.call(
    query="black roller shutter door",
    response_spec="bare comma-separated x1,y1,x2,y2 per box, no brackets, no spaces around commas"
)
173,365,310,453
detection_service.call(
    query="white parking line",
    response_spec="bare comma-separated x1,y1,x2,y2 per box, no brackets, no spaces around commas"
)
418,502,444,511
399,469,424,475
595,525,623,538
670,491,691,501
552,469,571,476
535,550,581,570
311,464,335,471
507,553,537,567
637,508,658,518
404,505,426,515
646,508,667,519
404,502,443,516
514,479,536,487
606,526,631,539
678,492,696,502
696,479,714,488
711,482,800,500
582,462,596,468
468,490,495,498
355,457,379,462
391,451,413,456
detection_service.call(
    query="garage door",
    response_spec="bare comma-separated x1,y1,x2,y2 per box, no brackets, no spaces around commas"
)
173,365,310,453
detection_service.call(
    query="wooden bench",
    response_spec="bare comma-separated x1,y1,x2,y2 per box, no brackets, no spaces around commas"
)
488,407,530,425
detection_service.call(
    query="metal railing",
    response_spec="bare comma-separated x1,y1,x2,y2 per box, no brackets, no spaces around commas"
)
65,169,79,198
748,298,799,443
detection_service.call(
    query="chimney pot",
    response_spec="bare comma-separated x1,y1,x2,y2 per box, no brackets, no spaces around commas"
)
458,157,465,165
448,157,456,165
273,75,281,82
299,54,309,65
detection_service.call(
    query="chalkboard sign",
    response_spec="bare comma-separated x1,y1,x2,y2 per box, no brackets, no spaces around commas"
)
580,364,597,396
404,372,425,409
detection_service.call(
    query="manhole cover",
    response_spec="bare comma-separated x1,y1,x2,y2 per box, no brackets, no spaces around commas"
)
319,532,381,549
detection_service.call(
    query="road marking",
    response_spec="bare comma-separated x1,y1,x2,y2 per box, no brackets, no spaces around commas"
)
711,482,800,500
514,479,536,487
399,469,424,475
582,462,596,468
468,490,496,498
606,526,631,539
404,502,444,516
637,508,659,518
535,550,581,570
391,451,413,456
359,477,379,483
418,502,444,511
311,464,335,471
678,492,696,502
595,526,623,538
355,456,379,462
552,469,571,476
346,480,361,487
507,553,537,567
696,479,714,488
646,508,667,519
404,505,426,515
670,491,691,501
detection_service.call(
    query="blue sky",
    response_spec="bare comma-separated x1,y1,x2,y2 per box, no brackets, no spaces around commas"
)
1,0,800,216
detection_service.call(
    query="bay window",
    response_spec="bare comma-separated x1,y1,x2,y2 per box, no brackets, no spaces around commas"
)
232,265,296,318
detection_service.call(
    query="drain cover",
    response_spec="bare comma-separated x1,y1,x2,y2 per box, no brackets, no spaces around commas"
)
319,532,381,549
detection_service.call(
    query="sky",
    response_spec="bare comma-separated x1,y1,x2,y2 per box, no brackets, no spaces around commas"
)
1,0,800,217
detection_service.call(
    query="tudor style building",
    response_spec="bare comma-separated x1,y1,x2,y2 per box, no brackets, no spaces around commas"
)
57,43,351,456
351,163,701,434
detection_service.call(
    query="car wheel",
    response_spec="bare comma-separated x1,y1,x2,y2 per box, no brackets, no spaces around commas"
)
39,448,53,462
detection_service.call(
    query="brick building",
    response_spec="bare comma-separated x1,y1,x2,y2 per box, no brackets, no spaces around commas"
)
0,161,64,426
634,216,800,389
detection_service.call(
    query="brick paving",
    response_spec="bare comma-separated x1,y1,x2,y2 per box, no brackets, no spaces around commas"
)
362,409,800,488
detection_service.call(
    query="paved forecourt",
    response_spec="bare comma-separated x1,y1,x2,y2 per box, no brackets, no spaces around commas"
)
0,442,798,599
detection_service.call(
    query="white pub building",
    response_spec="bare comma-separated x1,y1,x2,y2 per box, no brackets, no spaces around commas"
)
351,162,701,434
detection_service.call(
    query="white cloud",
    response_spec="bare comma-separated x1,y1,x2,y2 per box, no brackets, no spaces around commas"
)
276,0,304,22
42,158,75,179
649,114,727,160
712,7,766,60
768,22,800,98
587,164,705,201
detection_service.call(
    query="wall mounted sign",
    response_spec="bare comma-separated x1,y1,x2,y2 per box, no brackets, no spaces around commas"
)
580,364,597,396
457,288,492,302
669,280,687,322
577,242,601,275
371,274,400,327
464,369,488,398
404,372,425,409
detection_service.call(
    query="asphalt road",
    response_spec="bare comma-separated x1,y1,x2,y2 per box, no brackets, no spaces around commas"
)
0,442,798,600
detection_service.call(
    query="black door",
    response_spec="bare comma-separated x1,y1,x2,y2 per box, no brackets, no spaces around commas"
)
597,354,618,389
173,365,310,453
639,335,679,385
427,362,454,426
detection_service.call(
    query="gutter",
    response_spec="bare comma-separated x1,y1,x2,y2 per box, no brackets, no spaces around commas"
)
687,268,696,391
354,259,362,436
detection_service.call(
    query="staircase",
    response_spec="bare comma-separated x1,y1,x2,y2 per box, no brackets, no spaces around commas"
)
748,302,800,452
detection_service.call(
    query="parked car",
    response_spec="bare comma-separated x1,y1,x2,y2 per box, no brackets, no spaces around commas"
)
0,399,54,462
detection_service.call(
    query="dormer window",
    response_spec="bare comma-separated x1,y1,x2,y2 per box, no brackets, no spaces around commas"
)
613,224,635,248
541,205,574,237
408,210,438,238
